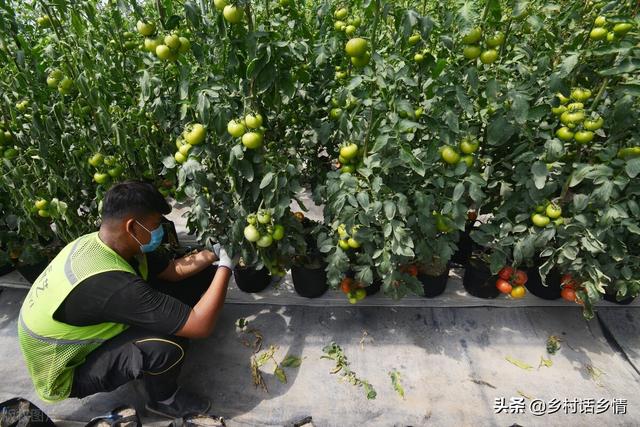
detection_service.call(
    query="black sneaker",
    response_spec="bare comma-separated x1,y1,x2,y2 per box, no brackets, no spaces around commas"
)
145,388,211,419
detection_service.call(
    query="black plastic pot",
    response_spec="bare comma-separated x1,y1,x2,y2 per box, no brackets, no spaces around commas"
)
451,225,473,267
15,261,49,284
0,263,15,276
365,279,382,296
603,293,636,305
524,266,561,300
462,258,500,299
233,266,272,293
418,267,450,298
292,264,329,298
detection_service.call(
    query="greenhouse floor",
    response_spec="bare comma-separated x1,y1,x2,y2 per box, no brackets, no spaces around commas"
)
1,271,640,427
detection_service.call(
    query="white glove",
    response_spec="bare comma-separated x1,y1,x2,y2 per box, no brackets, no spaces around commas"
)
212,243,238,270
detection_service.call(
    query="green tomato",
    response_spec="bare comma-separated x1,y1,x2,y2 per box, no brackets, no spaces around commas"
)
34,199,49,210
37,209,51,218
345,38,368,57
3,148,18,160
245,114,263,129
334,21,346,31
414,107,424,119
178,143,192,156
272,224,285,241
480,49,498,64
590,27,607,40
531,213,550,228
574,130,594,144
414,53,425,63
459,137,479,154
545,203,562,219
227,120,246,138
185,123,206,145
461,27,482,44
136,20,156,36
329,108,343,120
164,34,181,50
341,165,355,174
155,44,173,60
108,165,124,178
88,153,104,167
355,288,367,300
613,23,633,36
350,52,370,67
256,234,273,248
223,5,244,24
347,238,360,249
174,151,187,164
244,225,261,242
594,16,606,27
345,25,357,36
338,239,350,250
46,76,59,88
93,172,110,184
178,37,191,53
555,127,575,141
551,105,567,116
242,132,263,149
556,93,570,105
440,146,460,165
462,45,481,60
486,32,505,47
461,155,474,168
213,0,227,11
583,116,603,131
144,37,161,52
571,88,591,102
408,34,421,45
334,7,348,20
340,143,359,160
257,210,271,224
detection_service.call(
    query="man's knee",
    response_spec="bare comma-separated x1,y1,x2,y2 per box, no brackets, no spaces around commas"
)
134,335,189,375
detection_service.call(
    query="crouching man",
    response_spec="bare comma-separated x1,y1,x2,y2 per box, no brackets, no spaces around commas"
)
18,180,237,418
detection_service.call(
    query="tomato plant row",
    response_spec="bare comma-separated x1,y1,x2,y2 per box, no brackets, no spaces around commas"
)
0,0,638,319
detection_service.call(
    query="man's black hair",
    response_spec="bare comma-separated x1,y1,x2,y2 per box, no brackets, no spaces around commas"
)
102,180,171,221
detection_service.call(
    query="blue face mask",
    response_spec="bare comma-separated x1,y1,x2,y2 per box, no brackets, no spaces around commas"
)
131,220,164,253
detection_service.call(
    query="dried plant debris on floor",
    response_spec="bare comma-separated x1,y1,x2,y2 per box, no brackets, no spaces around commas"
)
251,345,303,391
389,369,405,399
505,356,534,371
321,342,377,400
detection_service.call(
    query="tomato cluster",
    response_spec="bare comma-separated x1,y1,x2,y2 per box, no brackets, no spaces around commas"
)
553,88,603,145
243,210,285,249
496,266,528,299
227,114,265,150
460,26,504,65
340,277,367,304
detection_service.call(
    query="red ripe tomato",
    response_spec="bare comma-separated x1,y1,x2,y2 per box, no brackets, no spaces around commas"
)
498,266,514,280
561,274,578,289
406,265,418,277
512,270,528,286
561,287,576,302
340,277,353,294
496,279,513,294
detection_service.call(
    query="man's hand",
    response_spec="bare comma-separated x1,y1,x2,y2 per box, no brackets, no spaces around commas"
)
212,243,238,270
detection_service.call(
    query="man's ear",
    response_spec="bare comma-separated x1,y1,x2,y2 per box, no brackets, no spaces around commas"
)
124,217,136,236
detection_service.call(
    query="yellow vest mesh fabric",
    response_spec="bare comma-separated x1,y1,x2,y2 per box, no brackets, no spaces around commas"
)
18,232,136,402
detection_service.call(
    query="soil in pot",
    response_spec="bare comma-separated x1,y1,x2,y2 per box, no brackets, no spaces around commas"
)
292,262,329,298
418,266,450,298
463,258,500,299
603,293,636,305
233,266,272,293
524,266,561,300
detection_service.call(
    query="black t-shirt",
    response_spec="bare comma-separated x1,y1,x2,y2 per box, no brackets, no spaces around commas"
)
53,251,191,335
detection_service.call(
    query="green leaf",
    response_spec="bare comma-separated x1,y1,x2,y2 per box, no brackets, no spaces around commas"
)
487,116,515,146
357,192,370,209
505,356,534,371
554,54,579,78
572,194,589,212
363,381,377,400
600,58,640,76
625,158,640,178
384,200,396,220
531,161,548,190
259,172,274,189
280,355,302,368
274,365,287,383
452,182,465,202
